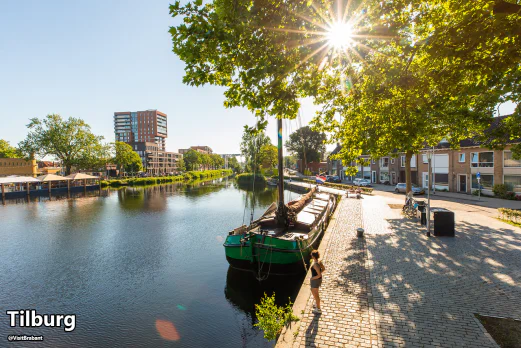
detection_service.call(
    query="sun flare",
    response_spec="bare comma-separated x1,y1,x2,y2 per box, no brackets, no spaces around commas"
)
327,22,353,49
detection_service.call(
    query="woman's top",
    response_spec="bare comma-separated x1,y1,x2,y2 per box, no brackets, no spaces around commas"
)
311,262,322,279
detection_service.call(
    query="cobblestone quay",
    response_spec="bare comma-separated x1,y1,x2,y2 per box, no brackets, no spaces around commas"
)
278,195,521,348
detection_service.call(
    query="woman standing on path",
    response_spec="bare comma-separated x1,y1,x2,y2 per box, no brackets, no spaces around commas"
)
310,250,324,314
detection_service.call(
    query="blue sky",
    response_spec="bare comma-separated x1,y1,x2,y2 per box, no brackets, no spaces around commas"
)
0,1,515,155
0,0,320,155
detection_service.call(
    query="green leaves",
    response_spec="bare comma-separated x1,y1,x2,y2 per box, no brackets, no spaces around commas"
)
0,139,22,158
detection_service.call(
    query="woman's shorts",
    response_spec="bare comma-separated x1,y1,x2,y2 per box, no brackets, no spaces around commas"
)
310,278,322,289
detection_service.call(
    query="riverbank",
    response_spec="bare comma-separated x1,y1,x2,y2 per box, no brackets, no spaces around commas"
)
101,169,233,187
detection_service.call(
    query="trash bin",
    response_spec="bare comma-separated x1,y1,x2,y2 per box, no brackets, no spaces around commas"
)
431,208,455,237
416,200,427,225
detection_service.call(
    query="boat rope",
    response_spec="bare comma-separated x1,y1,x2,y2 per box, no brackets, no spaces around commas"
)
255,240,274,281
297,237,308,273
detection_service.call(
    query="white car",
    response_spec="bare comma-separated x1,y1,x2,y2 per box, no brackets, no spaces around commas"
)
353,179,371,187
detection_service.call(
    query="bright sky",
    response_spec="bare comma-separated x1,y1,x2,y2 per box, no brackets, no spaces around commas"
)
0,0,321,155
0,1,515,156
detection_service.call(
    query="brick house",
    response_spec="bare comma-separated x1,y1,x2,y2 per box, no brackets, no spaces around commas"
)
326,116,521,195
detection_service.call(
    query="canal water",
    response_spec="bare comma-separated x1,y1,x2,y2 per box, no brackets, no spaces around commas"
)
0,178,305,347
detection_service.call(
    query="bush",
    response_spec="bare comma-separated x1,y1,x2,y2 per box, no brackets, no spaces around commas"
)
498,208,521,225
254,293,299,341
236,173,267,185
493,184,509,198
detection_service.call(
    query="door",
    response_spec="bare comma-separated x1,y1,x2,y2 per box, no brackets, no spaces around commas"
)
459,174,467,193
391,172,396,185
422,172,429,189
372,171,376,183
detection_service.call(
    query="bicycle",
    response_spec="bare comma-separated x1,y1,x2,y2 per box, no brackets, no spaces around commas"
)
402,194,418,218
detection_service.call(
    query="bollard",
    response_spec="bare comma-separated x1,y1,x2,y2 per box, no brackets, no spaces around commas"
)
356,228,364,238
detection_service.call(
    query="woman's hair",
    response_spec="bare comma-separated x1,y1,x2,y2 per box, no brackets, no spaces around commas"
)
311,250,320,260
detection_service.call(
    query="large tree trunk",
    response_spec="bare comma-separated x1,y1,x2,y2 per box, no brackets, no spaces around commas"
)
65,165,72,176
405,151,413,197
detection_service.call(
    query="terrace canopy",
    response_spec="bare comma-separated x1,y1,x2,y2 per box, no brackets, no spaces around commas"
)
65,173,99,180
0,176,40,184
36,174,72,182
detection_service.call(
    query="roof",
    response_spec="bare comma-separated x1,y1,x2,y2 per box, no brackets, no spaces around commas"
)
65,173,99,180
0,176,40,184
36,174,71,182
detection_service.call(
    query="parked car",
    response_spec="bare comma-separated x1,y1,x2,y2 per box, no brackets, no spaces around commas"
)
394,183,425,195
326,175,341,183
353,178,371,186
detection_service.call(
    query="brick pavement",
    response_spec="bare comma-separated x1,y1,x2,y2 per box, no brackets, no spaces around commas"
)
286,194,521,348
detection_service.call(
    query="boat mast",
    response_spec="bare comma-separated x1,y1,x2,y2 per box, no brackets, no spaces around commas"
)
277,118,285,209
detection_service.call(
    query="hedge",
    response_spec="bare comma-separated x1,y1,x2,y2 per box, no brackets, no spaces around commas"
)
498,208,521,225
101,169,232,188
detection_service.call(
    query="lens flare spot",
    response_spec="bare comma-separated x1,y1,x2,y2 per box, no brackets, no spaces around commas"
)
177,305,186,311
155,319,180,341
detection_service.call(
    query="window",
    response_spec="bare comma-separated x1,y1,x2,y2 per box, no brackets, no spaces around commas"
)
504,175,521,193
472,174,494,190
381,158,389,168
380,171,389,182
504,151,521,168
458,153,465,163
422,154,428,163
391,158,395,165
371,159,375,164
471,152,494,167
400,156,405,167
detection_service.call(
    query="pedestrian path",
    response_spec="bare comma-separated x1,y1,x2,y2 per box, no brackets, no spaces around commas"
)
279,194,521,348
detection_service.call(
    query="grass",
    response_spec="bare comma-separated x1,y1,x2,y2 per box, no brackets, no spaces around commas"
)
496,218,521,229
475,314,521,348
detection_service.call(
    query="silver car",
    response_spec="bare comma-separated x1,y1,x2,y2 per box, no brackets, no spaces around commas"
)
394,183,425,195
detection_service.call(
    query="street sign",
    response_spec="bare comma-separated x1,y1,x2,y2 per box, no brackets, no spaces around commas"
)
477,172,481,179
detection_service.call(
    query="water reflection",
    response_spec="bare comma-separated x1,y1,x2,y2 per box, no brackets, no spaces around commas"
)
0,177,304,348
225,266,305,324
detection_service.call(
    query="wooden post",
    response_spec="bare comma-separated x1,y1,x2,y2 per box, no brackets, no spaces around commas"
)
84,179,87,196
99,178,102,196
67,179,71,199
1,183,5,205
27,182,30,196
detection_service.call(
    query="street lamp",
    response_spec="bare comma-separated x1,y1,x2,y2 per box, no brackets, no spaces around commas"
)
426,150,433,237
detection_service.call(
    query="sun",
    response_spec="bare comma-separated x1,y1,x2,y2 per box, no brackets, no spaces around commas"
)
327,21,353,49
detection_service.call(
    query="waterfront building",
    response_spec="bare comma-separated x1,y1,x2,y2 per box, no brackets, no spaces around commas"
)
114,110,182,175
0,158,38,177
179,146,213,155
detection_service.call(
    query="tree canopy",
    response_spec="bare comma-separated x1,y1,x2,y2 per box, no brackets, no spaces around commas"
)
170,0,521,191
18,114,107,175
259,144,278,169
0,139,21,158
240,128,272,172
183,149,201,171
285,126,326,164
114,141,143,175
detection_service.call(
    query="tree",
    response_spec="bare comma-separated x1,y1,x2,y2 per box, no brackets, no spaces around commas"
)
284,155,297,169
285,126,326,168
18,114,106,175
177,157,186,172
114,142,143,176
170,0,521,193
211,154,224,169
0,139,21,158
183,149,200,171
259,144,278,170
200,153,211,170
240,128,272,173
227,156,241,173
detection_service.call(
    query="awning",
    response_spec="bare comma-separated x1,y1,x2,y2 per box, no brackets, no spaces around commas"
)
65,173,99,180
36,174,72,182
0,176,40,184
